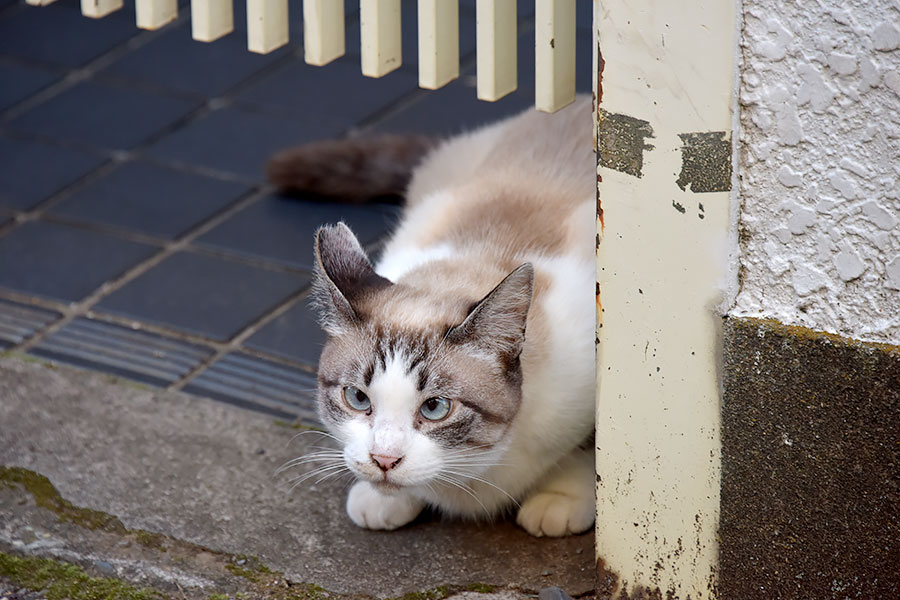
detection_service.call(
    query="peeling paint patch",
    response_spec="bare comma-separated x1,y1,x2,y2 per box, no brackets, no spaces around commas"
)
676,131,732,193
597,109,655,178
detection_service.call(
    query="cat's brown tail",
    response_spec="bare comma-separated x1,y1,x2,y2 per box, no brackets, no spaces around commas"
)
267,134,439,204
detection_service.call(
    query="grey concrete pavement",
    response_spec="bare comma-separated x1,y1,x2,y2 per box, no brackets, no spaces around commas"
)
0,356,594,599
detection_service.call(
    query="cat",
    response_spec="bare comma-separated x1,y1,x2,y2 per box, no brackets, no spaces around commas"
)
272,96,596,537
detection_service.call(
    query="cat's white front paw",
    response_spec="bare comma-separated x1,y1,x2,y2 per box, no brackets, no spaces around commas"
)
346,481,425,530
516,490,595,537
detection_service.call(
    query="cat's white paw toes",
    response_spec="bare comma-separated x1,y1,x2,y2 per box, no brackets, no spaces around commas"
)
346,481,424,531
516,491,595,537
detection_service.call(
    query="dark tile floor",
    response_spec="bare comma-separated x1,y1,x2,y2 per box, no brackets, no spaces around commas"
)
0,0,592,423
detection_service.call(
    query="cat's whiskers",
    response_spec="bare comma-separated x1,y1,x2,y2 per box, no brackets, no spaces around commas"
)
442,443,496,456
285,463,349,491
286,429,341,447
444,456,510,467
440,468,520,507
311,466,352,486
432,473,491,517
275,451,344,474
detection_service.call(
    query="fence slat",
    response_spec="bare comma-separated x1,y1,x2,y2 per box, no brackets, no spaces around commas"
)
304,0,345,66
136,0,178,30
360,0,402,78
247,0,289,54
535,0,576,112
192,0,234,42
418,0,459,89
81,0,122,18
476,0,517,101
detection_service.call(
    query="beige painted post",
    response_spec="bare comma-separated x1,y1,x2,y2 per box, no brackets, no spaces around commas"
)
247,0,289,54
304,0,345,66
136,0,178,30
594,0,736,597
535,0,575,112
26,0,58,6
418,0,459,90
191,0,234,42
81,0,123,18
476,0,517,101
360,0,402,77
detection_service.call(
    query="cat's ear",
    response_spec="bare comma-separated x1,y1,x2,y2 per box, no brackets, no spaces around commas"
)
312,222,391,335
446,263,534,361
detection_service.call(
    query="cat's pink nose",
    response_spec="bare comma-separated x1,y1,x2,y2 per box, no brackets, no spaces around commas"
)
371,454,403,471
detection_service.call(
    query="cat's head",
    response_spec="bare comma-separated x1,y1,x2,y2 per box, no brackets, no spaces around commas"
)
311,223,533,493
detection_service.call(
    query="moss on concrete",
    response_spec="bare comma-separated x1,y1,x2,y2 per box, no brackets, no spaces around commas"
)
0,552,164,600
392,586,451,600
224,555,273,584
272,420,326,433
0,466,127,533
746,317,900,356
1,351,57,368
465,583,497,593
1,465,510,600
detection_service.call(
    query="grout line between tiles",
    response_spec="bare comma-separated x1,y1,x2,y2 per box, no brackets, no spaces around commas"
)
0,11,179,122
0,286,318,375
10,185,267,354
38,210,314,276
167,284,314,391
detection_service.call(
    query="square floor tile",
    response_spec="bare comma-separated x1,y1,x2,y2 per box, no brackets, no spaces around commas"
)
0,2,138,67
0,220,158,302
195,193,398,270
10,81,200,150
96,251,309,340
184,352,319,422
0,137,107,210
101,21,290,97
234,56,417,127
144,107,331,180
0,63,59,112
31,316,214,387
245,300,325,366
51,160,252,239
375,72,532,136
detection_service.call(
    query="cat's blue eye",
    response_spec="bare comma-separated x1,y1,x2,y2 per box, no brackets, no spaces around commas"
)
343,386,371,412
420,397,452,421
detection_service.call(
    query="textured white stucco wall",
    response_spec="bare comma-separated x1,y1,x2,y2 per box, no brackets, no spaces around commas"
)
733,0,900,345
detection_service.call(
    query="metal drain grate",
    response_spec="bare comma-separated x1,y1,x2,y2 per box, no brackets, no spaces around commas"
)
184,352,320,425
0,299,61,349
31,317,214,387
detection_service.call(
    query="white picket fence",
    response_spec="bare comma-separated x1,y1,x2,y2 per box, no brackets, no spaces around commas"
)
28,0,579,112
